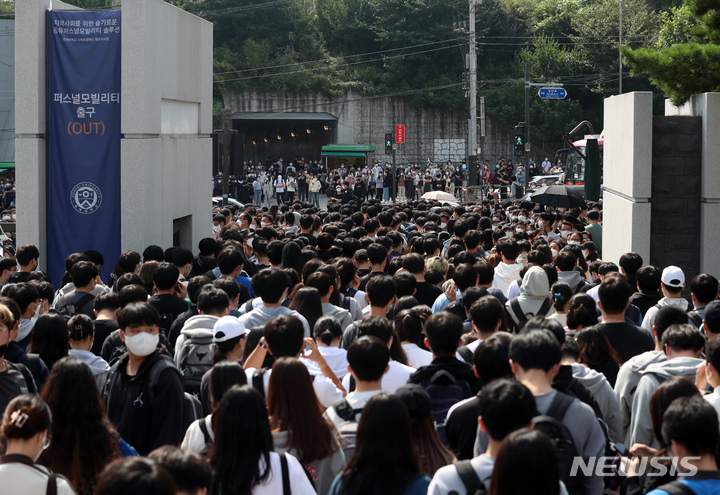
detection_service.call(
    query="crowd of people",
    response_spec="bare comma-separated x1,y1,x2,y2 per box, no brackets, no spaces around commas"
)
1,180,720,495
214,154,568,207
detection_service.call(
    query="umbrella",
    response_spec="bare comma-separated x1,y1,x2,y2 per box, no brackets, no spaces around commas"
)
530,184,586,208
584,138,602,202
421,191,457,203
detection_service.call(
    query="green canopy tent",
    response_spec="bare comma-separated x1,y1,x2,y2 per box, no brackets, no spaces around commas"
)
321,145,375,169
584,138,601,202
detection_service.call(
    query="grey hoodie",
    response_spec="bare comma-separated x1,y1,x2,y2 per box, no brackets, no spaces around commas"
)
641,297,690,333
571,363,623,443
558,270,586,293
625,356,703,449
613,350,666,441
173,314,218,366
505,266,555,325
69,349,111,391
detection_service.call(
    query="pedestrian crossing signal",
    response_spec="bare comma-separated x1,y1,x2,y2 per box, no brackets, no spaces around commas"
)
385,132,393,154
514,123,525,156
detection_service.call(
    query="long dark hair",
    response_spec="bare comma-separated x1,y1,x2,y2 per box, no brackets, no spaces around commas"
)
267,358,339,462
339,393,420,495
649,376,701,449
210,385,273,495
576,327,620,366
288,287,322,332
208,361,247,413
489,428,560,495
39,357,121,495
30,313,70,371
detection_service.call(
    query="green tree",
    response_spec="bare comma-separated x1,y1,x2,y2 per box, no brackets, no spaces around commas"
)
623,0,720,103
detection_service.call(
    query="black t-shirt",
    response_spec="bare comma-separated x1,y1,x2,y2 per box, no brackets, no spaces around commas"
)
358,271,385,292
0,362,32,414
592,322,654,364
298,233,317,247
414,281,443,308
445,396,480,460
92,319,119,356
7,271,30,284
148,294,189,338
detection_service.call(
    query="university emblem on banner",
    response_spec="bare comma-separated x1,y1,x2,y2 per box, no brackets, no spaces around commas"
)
70,182,102,214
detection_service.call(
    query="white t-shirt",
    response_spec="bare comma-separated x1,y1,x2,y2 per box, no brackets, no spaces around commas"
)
325,390,383,427
302,346,349,379
0,460,77,495
402,343,433,369
246,365,343,408
705,388,720,426
427,453,495,495
182,415,213,453
341,360,415,394
252,452,317,495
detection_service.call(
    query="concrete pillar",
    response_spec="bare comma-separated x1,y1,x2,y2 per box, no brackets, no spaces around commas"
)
602,92,653,265
692,93,720,276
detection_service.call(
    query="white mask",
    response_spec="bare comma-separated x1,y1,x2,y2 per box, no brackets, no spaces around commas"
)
11,214,15,220
511,215,518,221
568,240,580,245
440,222,447,229
124,332,159,357
582,250,590,258
516,227,524,233
537,220,544,228
2,216,9,222
505,231,513,238
518,215,527,222
551,248,558,258
560,230,571,239
212,225,222,234
261,221,268,228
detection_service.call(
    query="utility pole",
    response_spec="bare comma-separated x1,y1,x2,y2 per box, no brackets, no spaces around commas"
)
221,117,231,207
468,0,479,187
524,62,530,192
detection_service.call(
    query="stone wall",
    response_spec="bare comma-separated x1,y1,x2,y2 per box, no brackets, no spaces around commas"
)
650,116,702,282
223,88,541,165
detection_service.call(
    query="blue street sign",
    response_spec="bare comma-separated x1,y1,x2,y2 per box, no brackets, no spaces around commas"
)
538,87,567,99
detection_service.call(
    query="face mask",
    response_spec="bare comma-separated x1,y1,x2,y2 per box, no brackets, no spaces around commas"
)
212,225,222,234
518,215,527,222
537,220,544,229
568,240,580,245
582,250,590,258
124,332,159,357
511,215,518,221
32,302,42,320
560,230,571,239
10,214,15,220
261,221,268,228
516,228,524,233
505,231,513,238
491,225,497,231
551,248,558,258
1,216,9,222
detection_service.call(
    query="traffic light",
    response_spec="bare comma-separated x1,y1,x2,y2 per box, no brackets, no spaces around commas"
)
514,122,525,156
385,132,393,154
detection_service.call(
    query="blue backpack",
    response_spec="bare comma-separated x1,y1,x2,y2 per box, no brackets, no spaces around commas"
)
419,369,473,446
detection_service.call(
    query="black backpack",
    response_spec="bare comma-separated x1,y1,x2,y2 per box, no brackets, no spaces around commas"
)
655,481,697,495
509,298,552,331
56,293,94,321
532,392,585,495
687,310,703,328
419,369,473,446
198,417,214,456
252,367,269,397
105,358,201,433
457,345,474,365
452,460,487,495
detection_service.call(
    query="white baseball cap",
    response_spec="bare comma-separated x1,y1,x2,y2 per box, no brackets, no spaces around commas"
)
213,316,247,343
661,265,685,288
